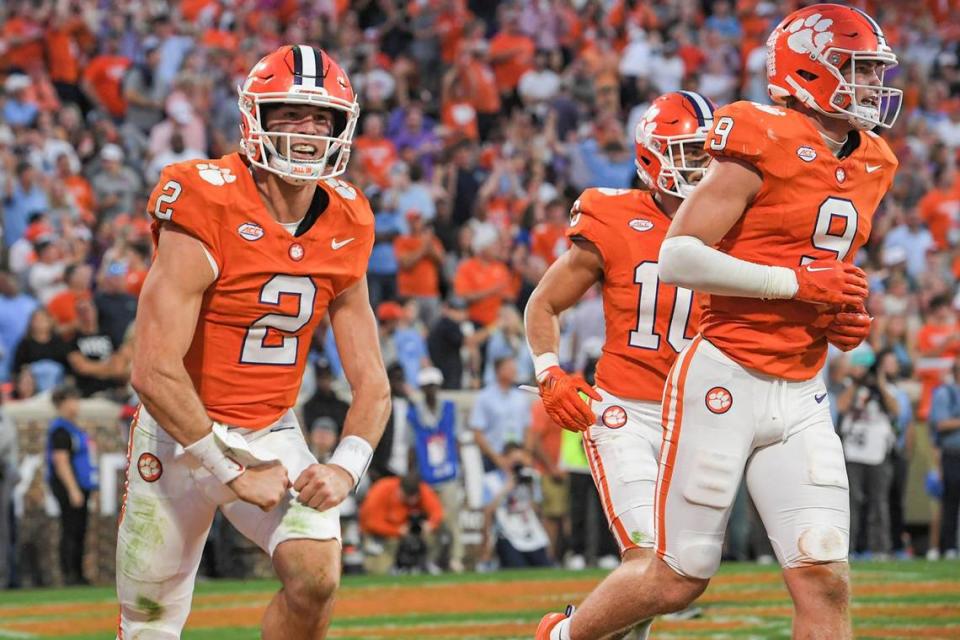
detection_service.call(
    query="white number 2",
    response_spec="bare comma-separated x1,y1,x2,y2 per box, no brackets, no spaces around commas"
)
802,197,859,264
709,116,735,151
628,262,695,353
153,180,182,220
240,275,317,365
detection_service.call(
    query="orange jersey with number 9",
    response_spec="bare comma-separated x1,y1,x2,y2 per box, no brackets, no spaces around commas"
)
567,188,700,401
147,153,374,428
700,101,897,380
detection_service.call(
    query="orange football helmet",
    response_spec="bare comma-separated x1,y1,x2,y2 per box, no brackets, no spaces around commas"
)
238,45,360,184
634,91,716,199
766,4,902,130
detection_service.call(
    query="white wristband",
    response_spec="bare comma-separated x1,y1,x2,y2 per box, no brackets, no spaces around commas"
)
533,352,560,382
184,429,245,485
328,436,374,488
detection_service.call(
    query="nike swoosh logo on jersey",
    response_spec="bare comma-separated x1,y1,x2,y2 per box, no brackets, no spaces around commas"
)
815,393,827,404
331,237,355,250
806,266,832,272
866,164,882,173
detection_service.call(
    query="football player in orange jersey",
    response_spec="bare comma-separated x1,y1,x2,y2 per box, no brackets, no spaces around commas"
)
537,5,899,640
117,46,391,639
528,90,717,640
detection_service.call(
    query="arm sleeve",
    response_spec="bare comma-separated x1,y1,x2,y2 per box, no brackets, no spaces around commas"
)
51,427,72,452
658,235,799,299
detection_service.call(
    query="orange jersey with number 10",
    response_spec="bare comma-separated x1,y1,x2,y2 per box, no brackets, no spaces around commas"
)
701,101,898,380
567,188,700,402
147,153,374,429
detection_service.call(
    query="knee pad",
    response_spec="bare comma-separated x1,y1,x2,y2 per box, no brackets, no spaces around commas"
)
676,535,723,579
797,525,848,564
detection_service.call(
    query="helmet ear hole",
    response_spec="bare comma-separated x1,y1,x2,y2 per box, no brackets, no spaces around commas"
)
332,112,348,138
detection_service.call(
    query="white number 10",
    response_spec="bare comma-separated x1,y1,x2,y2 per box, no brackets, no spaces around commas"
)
628,262,695,353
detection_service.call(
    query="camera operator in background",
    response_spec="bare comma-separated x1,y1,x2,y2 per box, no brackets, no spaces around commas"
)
482,442,551,569
929,354,960,558
359,470,444,575
836,348,902,558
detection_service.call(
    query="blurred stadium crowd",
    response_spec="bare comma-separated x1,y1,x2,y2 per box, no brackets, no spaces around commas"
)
2,0,960,585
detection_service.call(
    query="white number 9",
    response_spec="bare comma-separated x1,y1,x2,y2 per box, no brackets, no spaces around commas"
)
709,117,735,151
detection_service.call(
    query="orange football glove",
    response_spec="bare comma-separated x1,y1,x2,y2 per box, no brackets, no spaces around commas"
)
793,259,868,307
538,366,601,432
826,310,872,352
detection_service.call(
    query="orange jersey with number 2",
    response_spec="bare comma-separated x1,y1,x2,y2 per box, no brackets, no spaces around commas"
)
567,188,700,402
147,153,374,429
699,101,897,380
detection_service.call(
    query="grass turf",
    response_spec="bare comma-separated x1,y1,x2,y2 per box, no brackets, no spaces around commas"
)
0,560,957,639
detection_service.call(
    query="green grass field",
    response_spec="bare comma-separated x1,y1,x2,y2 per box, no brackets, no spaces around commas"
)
1,560,958,639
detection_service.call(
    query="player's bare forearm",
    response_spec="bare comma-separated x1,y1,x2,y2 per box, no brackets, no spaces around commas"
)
329,277,391,447
130,226,217,446
52,451,83,496
472,429,504,470
524,240,602,356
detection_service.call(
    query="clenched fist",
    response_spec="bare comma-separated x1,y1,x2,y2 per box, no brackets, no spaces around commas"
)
294,463,354,511
228,462,290,511
792,259,868,307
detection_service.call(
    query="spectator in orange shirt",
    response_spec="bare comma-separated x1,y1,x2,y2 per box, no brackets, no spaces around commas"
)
443,45,501,141
394,210,445,327
530,199,571,267
81,37,131,120
56,155,96,224
353,113,398,190
1,3,45,73
359,471,445,574
916,295,960,419
436,0,472,64
45,10,93,108
47,264,93,339
123,243,150,298
454,224,514,327
487,6,536,105
919,169,960,251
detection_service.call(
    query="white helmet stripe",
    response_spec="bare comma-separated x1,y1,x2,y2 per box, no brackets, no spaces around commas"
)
679,91,714,128
298,44,317,88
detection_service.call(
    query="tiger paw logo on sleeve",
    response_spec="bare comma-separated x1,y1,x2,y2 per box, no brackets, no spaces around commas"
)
197,164,237,186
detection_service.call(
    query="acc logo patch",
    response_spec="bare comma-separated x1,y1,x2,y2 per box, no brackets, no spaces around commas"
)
238,222,264,241
137,453,163,482
705,386,733,414
288,243,305,261
196,163,237,186
601,405,628,429
629,218,654,232
796,146,817,162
